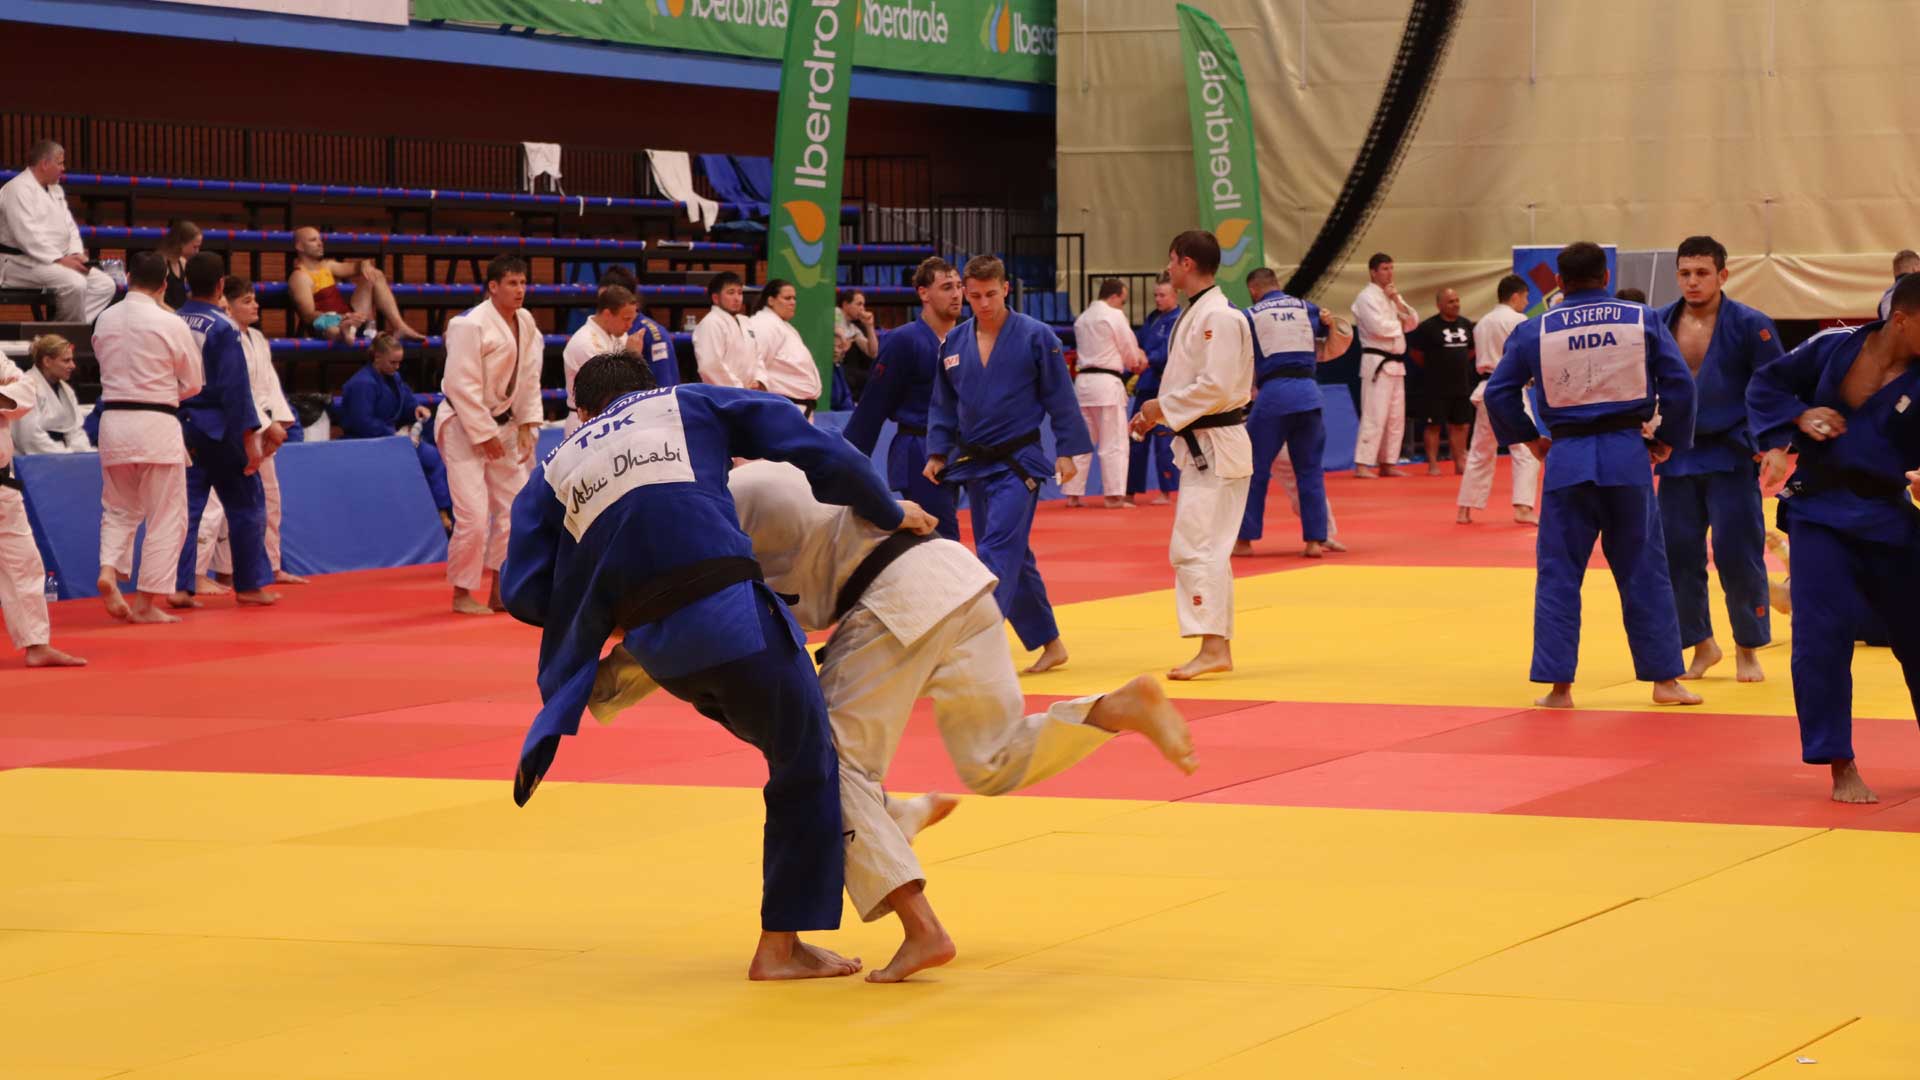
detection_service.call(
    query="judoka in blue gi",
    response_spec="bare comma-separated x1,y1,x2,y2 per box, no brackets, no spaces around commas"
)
1879,251,1919,320
1746,273,1920,804
503,353,934,980
1128,278,1182,502
171,252,277,608
1484,241,1702,709
844,256,962,540
1657,236,1784,684
1234,267,1352,558
922,255,1093,674
336,334,453,525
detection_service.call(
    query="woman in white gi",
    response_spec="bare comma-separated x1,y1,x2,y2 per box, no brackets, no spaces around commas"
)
9,335,91,455
749,278,823,415
0,354,85,667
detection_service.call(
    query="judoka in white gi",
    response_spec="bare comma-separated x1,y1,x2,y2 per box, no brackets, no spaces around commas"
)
561,284,635,436
0,142,114,324
9,335,92,456
439,255,543,616
692,271,766,390
91,251,204,624
1350,252,1420,478
589,459,1197,983
0,352,85,667
748,279,823,415
1457,274,1541,525
1065,280,1147,507
1131,231,1256,681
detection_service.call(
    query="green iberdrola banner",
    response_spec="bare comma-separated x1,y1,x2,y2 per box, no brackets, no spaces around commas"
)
1175,3,1264,306
409,0,1058,85
768,0,856,408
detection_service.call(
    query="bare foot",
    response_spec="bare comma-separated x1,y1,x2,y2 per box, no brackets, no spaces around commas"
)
274,570,310,585
1089,673,1197,773
1427,463,1443,476
235,590,281,607
127,598,181,625
1535,682,1574,708
1024,638,1068,674
1168,637,1232,682
887,792,961,843
1354,466,1379,480
452,590,493,616
867,929,956,984
1456,507,1473,524
1769,578,1792,615
1065,495,1083,508
1383,466,1411,477
1652,679,1703,706
1831,761,1878,804
1303,541,1324,558
488,576,508,613
1454,462,1467,475
1735,646,1765,683
97,572,131,620
1148,493,1171,505
1766,530,1790,566
1513,505,1539,525
24,644,87,668
197,576,230,596
747,933,861,981
1232,539,1254,557
395,325,429,343
438,509,455,534
1682,639,1722,680
167,591,202,610
1322,538,1348,553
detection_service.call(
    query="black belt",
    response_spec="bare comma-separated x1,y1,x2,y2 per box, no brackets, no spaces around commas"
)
1076,367,1127,383
895,422,927,437
783,396,816,418
46,430,67,445
613,556,765,632
1257,368,1315,387
0,243,23,257
1175,406,1250,473
0,463,18,491
832,531,932,625
97,401,180,417
1363,348,1406,382
1783,464,1911,503
492,410,514,426
1549,412,1650,440
940,429,1043,489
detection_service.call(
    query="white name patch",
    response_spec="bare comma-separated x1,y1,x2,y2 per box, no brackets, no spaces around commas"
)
943,354,959,370
545,389,695,540
1252,306,1316,357
1539,308,1648,409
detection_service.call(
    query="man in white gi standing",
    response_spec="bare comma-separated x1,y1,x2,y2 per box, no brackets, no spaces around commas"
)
1065,279,1146,508
0,354,85,666
0,141,115,324
1131,230,1255,681
1350,252,1419,478
92,251,203,624
440,254,542,616
1457,273,1540,524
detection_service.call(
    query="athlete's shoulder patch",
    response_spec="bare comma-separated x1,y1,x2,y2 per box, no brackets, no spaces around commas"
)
1759,328,1772,342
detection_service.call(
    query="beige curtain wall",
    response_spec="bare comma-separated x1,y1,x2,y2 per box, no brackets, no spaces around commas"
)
1058,0,1920,319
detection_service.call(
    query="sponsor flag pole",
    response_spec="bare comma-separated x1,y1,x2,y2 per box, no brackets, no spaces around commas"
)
768,0,857,412
1176,3,1264,306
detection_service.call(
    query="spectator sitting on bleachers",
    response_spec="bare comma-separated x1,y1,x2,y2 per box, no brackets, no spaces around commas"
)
834,288,879,403
748,277,822,416
594,265,679,389
0,140,115,324
10,334,91,455
158,220,202,310
692,270,765,390
337,333,453,532
287,226,424,344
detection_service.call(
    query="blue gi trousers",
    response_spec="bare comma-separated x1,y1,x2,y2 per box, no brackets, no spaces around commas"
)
651,596,845,932
176,435,271,594
1784,518,1920,764
1658,464,1771,649
1532,482,1685,684
418,442,452,514
1239,402,1329,543
1127,396,1179,495
964,467,1059,651
891,432,958,541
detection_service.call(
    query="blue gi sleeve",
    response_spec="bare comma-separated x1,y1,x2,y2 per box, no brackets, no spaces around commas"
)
500,465,563,628
1747,335,1825,452
211,326,260,440
336,373,387,438
927,354,959,459
1307,301,1329,341
1484,326,1539,447
1646,311,1697,453
708,388,907,531
1036,328,1093,458
842,329,912,455
643,320,680,389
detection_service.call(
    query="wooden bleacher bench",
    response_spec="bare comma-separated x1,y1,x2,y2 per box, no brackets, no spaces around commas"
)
0,287,58,321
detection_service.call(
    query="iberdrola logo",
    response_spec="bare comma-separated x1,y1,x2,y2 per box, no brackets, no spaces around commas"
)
654,0,684,15
781,199,828,288
981,1,1012,52
1216,217,1254,269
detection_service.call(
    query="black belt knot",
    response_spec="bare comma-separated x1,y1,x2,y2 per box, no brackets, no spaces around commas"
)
1175,406,1249,473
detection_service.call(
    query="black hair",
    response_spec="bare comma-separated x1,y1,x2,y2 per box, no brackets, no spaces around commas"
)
1496,274,1527,303
707,271,744,300
1675,235,1728,271
485,254,530,284
574,352,657,417
184,251,226,299
1168,231,1221,275
126,250,167,290
1367,252,1394,272
1557,242,1609,291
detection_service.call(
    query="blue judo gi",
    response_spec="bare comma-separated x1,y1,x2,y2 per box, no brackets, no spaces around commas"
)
929,309,1092,651
1128,305,1181,495
1485,288,1697,685
843,316,959,540
1239,290,1331,544
1746,323,1920,764
502,382,902,932
174,300,270,595
625,311,681,390
337,361,453,513
1656,295,1784,651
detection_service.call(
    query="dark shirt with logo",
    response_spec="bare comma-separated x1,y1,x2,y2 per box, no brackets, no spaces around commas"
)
1409,314,1477,399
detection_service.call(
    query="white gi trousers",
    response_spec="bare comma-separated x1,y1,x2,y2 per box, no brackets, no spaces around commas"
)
1275,450,1339,541
0,486,50,650
1172,466,1249,639
1063,403,1129,498
0,257,115,323
1352,354,1406,468
99,463,187,596
197,457,283,576
1457,393,1540,511
818,590,1110,921
439,416,528,592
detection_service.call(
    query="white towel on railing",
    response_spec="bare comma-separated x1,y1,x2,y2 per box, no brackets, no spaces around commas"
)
646,149,719,230
522,142,563,194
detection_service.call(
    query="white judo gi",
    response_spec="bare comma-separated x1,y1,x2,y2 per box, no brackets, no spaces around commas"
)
1064,299,1140,498
10,365,91,455
692,307,764,389
561,320,627,436
749,308,822,408
0,171,115,324
590,461,1115,922
1350,282,1418,469
1163,286,1255,639
439,299,542,593
92,291,203,596
197,325,295,576
0,357,52,651
1457,302,1540,512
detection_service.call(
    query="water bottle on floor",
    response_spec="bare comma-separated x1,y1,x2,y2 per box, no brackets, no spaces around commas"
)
44,571,58,604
